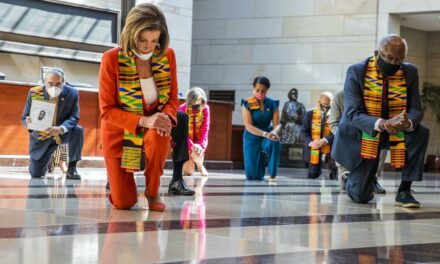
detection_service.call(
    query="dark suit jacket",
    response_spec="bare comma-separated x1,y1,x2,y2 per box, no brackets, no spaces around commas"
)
301,109,334,162
20,85,80,160
331,57,423,170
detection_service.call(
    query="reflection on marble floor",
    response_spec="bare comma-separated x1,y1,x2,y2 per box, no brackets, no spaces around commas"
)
0,166,440,263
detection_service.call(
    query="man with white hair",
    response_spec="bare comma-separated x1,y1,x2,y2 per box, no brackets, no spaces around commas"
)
302,91,337,179
332,34,429,207
21,67,84,180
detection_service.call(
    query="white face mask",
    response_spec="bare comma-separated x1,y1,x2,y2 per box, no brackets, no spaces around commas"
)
47,86,62,98
132,49,153,61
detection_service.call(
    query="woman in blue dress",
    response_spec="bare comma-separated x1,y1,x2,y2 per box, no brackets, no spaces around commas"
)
241,76,281,181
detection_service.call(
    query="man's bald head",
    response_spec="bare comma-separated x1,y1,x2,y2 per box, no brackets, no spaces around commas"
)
377,34,407,64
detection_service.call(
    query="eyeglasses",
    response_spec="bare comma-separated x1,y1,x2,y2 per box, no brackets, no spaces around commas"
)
378,50,404,65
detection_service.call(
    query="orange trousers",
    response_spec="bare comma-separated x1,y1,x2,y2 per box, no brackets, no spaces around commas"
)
105,129,171,209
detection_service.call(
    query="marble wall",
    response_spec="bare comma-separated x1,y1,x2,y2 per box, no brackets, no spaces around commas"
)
426,32,440,85
401,27,427,84
191,0,378,124
192,0,440,155
137,0,194,93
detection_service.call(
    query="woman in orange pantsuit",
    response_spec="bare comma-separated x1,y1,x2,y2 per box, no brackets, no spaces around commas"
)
99,3,179,211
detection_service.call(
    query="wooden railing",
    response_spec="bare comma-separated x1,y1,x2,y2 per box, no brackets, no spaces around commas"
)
1,81,235,161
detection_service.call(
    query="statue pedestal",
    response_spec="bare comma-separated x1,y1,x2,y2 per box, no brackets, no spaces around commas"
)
279,143,307,168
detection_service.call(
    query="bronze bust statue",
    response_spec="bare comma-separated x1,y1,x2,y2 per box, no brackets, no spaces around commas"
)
279,88,306,144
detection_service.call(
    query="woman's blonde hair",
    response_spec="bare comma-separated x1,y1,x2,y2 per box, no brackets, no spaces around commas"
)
119,3,169,58
186,87,208,105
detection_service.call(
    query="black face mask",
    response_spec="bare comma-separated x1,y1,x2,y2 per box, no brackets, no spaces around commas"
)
377,56,401,76
191,104,201,111
320,105,330,112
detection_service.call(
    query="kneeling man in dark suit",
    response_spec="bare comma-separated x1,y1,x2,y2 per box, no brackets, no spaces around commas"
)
21,68,84,180
332,34,429,208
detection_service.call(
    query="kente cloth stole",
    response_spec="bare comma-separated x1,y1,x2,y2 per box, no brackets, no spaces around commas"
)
362,55,406,168
185,106,204,142
30,86,60,144
246,96,260,110
118,49,171,172
310,107,331,165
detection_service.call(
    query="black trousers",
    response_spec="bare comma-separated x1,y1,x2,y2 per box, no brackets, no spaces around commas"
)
171,111,189,163
346,124,429,203
308,153,337,179
139,111,189,173
29,125,84,177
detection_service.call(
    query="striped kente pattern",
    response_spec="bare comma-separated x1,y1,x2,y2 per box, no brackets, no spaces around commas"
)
362,56,406,168
151,53,171,111
186,105,204,142
310,106,331,165
118,49,171,172
246,96,260,110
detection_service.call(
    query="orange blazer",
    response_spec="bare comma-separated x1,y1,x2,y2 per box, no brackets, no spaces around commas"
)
98,47,179,158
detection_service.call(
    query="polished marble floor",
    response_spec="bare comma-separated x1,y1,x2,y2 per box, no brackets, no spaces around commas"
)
0,166,440,263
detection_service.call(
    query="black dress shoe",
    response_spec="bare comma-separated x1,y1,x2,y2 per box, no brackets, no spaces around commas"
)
66,168,81,180
168,180,195,196
373,179,386,194
395,189,420,208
